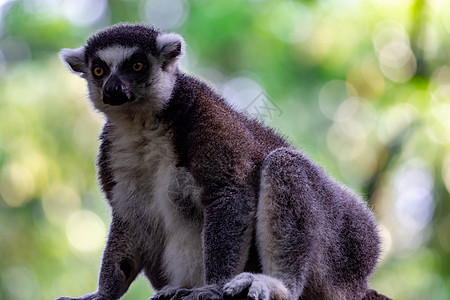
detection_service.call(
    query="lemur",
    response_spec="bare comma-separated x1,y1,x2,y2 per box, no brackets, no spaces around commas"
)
57,24,389,300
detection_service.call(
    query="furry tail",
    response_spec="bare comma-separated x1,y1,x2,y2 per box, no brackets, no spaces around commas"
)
362,289,392,300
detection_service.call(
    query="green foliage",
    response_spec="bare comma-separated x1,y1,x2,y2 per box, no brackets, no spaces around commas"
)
0,0,449,299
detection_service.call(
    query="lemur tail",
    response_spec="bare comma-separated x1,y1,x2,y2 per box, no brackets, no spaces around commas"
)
362,289,392,300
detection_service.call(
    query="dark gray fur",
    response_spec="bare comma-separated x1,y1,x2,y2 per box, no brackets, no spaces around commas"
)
57,24,385,300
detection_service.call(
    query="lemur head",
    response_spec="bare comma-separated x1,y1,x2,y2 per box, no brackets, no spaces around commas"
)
59,24,185,115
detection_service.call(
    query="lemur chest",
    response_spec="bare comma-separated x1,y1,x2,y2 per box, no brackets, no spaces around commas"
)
108,125,205,287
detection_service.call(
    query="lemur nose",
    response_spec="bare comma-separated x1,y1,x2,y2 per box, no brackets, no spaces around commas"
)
105,85,122,97
104,75,123,98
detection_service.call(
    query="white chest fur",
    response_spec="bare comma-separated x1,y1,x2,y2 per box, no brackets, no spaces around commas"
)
108,120,205,288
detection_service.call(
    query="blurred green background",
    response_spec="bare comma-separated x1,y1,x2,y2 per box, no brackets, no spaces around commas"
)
0,0,449,299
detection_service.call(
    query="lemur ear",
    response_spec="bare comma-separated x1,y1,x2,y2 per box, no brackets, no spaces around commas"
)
59,46,87,76
156,33,185,70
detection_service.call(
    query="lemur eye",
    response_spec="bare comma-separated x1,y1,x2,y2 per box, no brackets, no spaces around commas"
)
132,62,144,72
93,67,104,77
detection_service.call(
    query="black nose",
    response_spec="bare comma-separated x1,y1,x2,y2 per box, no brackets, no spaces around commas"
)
103,75,132,106
104,75,123,98
104,84,122,97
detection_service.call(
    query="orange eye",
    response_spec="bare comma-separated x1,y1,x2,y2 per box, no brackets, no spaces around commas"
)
132,62,144,72
93,67,104,77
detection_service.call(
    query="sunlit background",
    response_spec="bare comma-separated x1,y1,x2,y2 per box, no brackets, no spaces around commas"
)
0,0,449,299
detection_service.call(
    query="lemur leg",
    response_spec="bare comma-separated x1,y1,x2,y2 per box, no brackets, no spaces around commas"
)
57,214,143,300
224,148,324,300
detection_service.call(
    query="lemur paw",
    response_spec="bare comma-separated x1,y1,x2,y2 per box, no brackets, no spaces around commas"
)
177,286,222,300
150,286,181,300
224,273,269,300
151,285,222,300
223,273,290,300
55,292,107,300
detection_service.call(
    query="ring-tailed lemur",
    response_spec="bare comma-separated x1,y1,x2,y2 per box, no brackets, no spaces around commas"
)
57,24,389,300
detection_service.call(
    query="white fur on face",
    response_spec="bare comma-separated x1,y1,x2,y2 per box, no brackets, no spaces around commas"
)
96,46,138,70
87,44,179,120
83,46,139,115
146,58,178,111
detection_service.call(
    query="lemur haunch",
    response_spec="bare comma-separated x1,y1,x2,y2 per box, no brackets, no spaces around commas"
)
57,24,387,300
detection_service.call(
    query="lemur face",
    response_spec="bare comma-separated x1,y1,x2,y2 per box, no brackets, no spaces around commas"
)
85,46,149,106
59,24,185,113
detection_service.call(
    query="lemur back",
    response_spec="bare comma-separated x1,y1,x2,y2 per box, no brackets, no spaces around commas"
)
57,24,389,300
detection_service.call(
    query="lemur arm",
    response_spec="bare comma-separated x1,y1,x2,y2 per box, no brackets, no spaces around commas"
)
203,186,256,285
96,215,143,299
96,127,142,298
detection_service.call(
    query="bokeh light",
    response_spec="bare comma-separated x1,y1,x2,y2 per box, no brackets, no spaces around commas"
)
2,266,39,300
376,103,418,144
62,0,108,27
221,76,263,111
318,80,358,120
65,210,106,254
0,163,34,207
269,1,313,44
346,56,385,99
373,20,416,83
42,184,82,226
394,159,435,237
142,0,189,30
378,223,393,262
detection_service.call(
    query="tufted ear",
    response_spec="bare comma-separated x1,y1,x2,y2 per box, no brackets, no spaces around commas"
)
59,46,87,76
156,33,185,70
